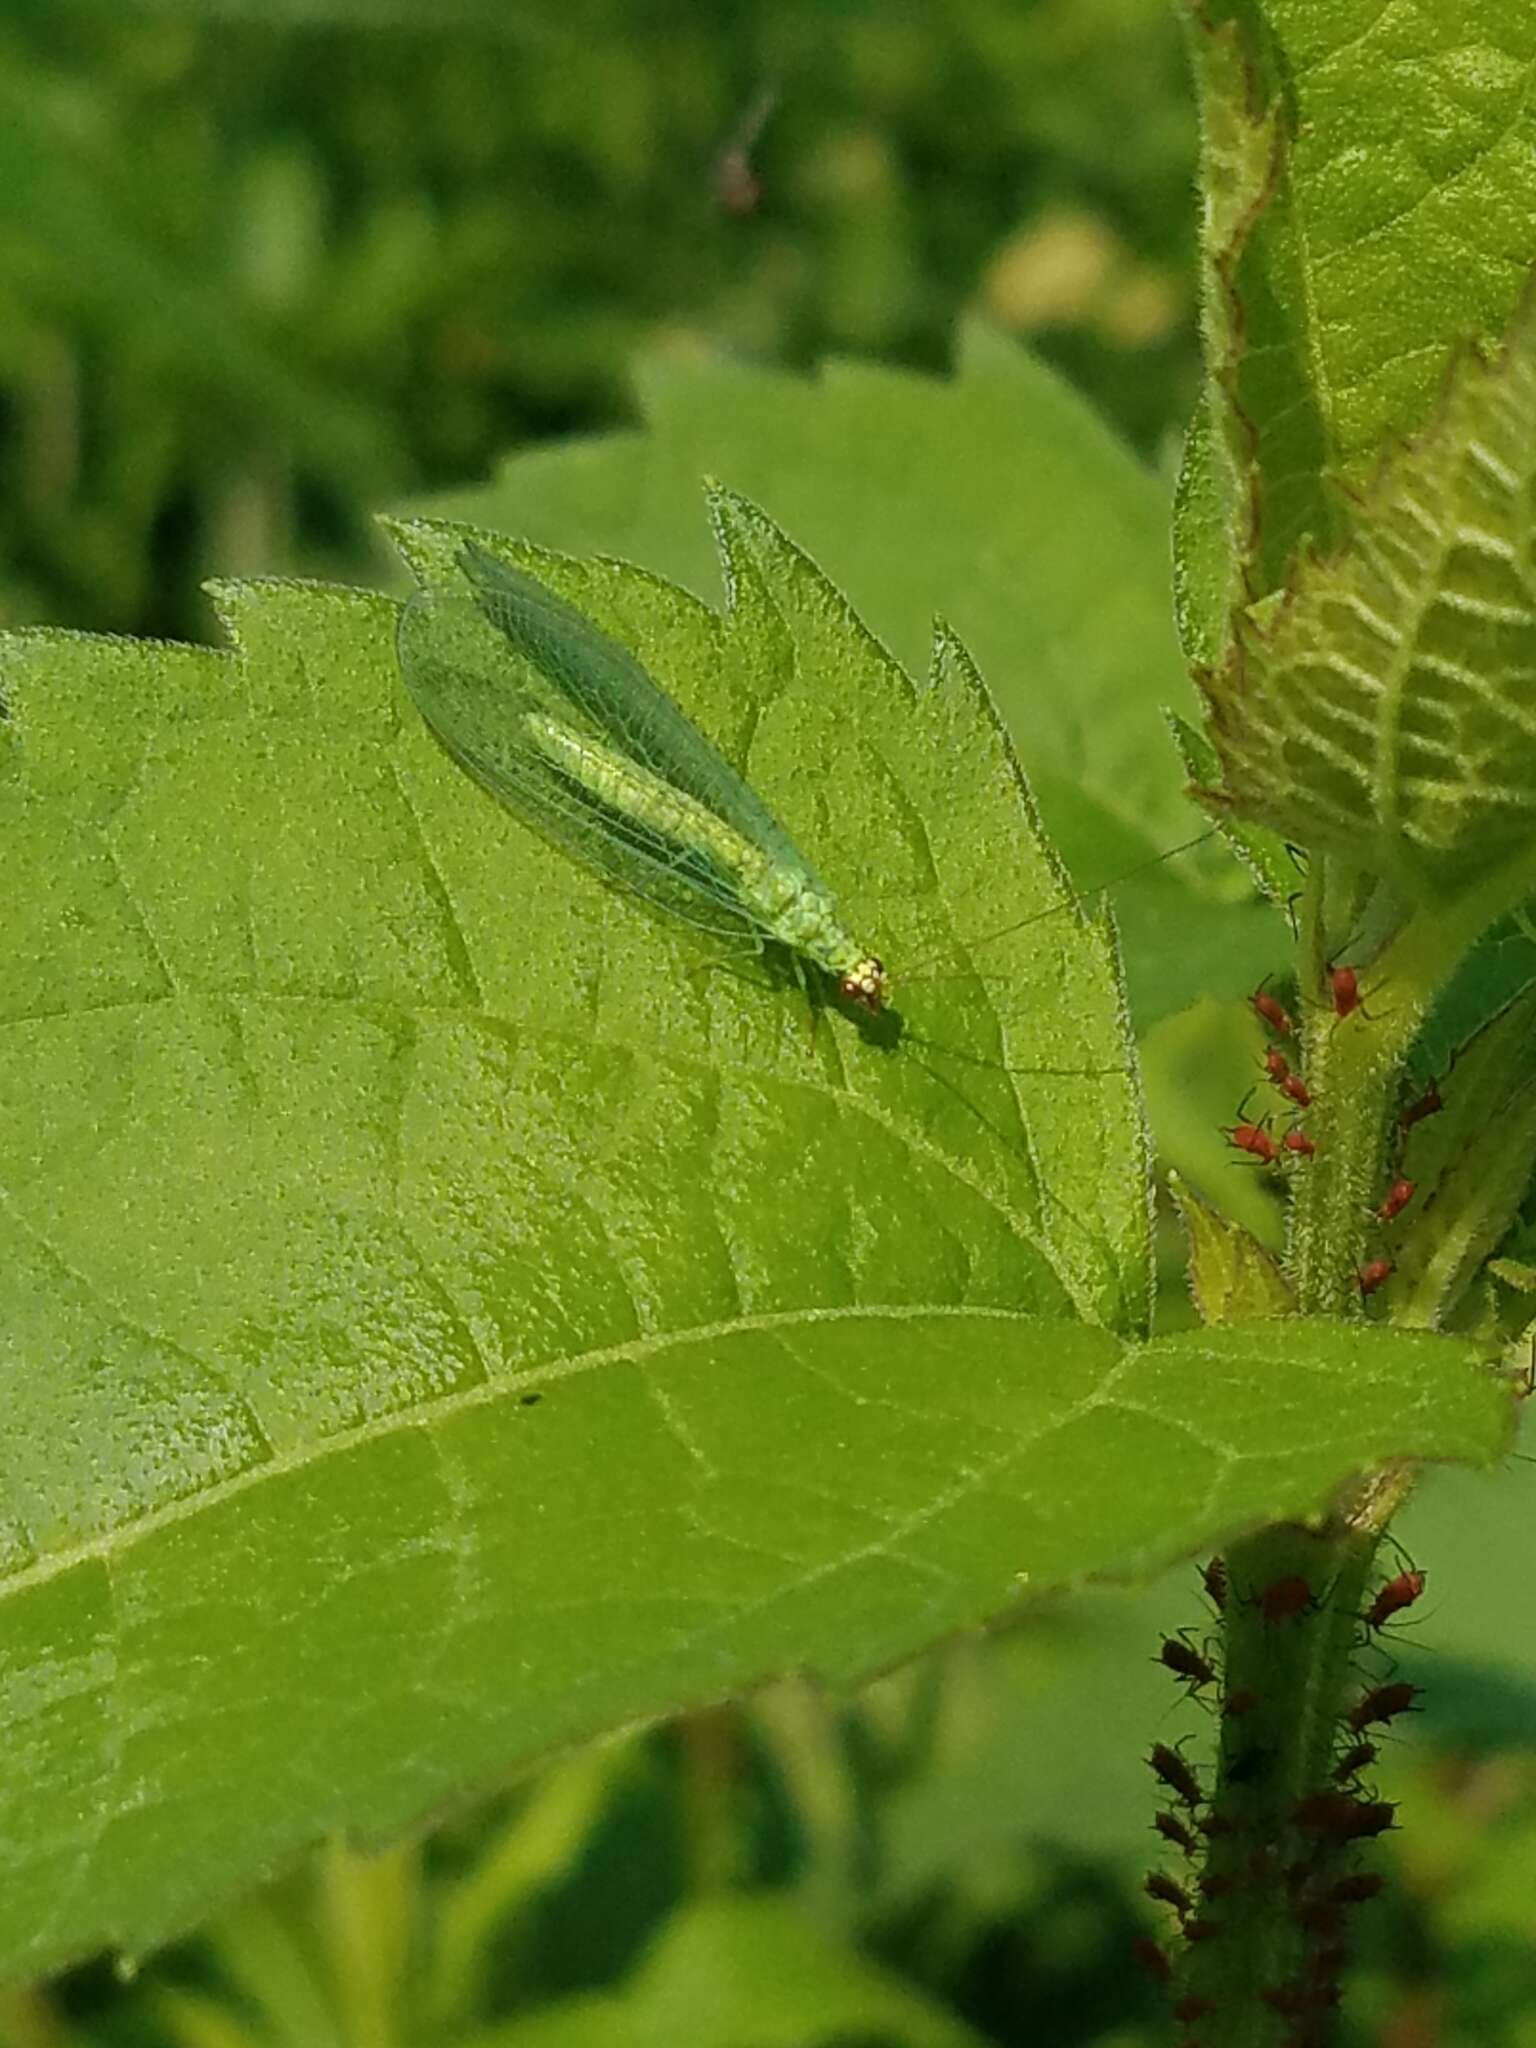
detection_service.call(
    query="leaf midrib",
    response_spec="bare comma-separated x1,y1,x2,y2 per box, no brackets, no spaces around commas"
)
0,1301,1115,1605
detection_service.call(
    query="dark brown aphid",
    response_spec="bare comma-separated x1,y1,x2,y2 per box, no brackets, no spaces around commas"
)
1365,1568,1425,1630
1294,1792,1396,1841
1184,1916,1221,1942
1155,1809,1199,1855
1328,1871,1385,1906
1346,1680,1420,1734
1145,1870,1192,1914
1202,1555,1228,1611
1224,1687,1260,1719
1131,1935,1173,1983
1262,1982,1312,2017
1400,1076,1443,1131
1160,1635,1218,1688
1375,1178,1415,1224
1259,1573,1314,1623
1149,1741,1203,1808
1332,1739,1378,1783
1358,1257,1393,1297
1199,1871,1236,1900
1172,1995,1216,2024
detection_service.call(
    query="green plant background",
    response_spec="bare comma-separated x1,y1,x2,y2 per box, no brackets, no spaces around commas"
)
4,4,1536,2045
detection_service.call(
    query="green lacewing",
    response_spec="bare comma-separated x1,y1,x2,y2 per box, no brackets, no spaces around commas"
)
397,540,1215,1024
398,541,889,1012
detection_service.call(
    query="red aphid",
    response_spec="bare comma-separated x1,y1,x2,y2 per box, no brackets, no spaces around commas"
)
1145,1870,1192,1914
1202,1555,1228,1611
1160,1635,1218,1688
1347,1680,1420,1734
1227,1117,1280,1166
1333,1739,1378,1783
1131,1935,1172,1983
1329,964,1361,1017
1358,1257,1393,1297
1149,1741,1203,1807
1265,1046,1291,1083
1155,1809,1199,1855
1281,1071,1313,1108
1400,1077,1443,1131
1282,1128,1316,1157
1375,1179,1415,1224
1365,1568,1425,1629
1253,983,1295,1037
1259,1573,1314,1623
1224,1687,1260,1719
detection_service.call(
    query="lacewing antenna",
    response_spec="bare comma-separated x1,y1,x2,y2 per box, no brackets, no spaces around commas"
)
901,826,1221,982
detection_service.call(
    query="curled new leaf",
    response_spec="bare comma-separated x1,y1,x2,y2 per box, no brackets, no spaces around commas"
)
1204,288,1536,901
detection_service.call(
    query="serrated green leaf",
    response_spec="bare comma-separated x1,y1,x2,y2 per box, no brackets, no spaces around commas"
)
1,502,1511,1979
1168,708,1293,906
1169,1170,1294,1322
1180,7,1319,621
1204,290,1536,903
1181,0,1536,606
1171,394,1239,672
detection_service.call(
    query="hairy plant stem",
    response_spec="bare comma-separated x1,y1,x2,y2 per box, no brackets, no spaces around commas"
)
1178,1527,1379,2044
1171,859,1443,2045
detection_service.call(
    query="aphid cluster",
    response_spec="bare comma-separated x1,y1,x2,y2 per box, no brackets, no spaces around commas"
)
1134,1551,1419,2032
1232,982,1317,1169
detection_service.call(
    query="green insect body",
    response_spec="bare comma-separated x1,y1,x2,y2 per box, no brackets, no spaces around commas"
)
397,541,887,1011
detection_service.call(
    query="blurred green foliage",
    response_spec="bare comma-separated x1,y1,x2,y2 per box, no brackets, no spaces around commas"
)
0,0,1197,638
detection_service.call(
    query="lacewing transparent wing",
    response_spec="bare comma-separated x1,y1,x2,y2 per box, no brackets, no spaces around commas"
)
396,543,888,1010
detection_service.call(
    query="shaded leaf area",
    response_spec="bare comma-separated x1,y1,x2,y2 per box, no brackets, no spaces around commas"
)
1182,0,1536,609
415,333,1282,1031
1205,292,1536,902
470,1894,990,2047
0,1309,1507,1979
1387,987,1536,1328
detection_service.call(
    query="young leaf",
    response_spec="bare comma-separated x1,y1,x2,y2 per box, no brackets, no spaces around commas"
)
1169,1170,1294,1322
1180,0,1536,612
1204,290,1536,904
